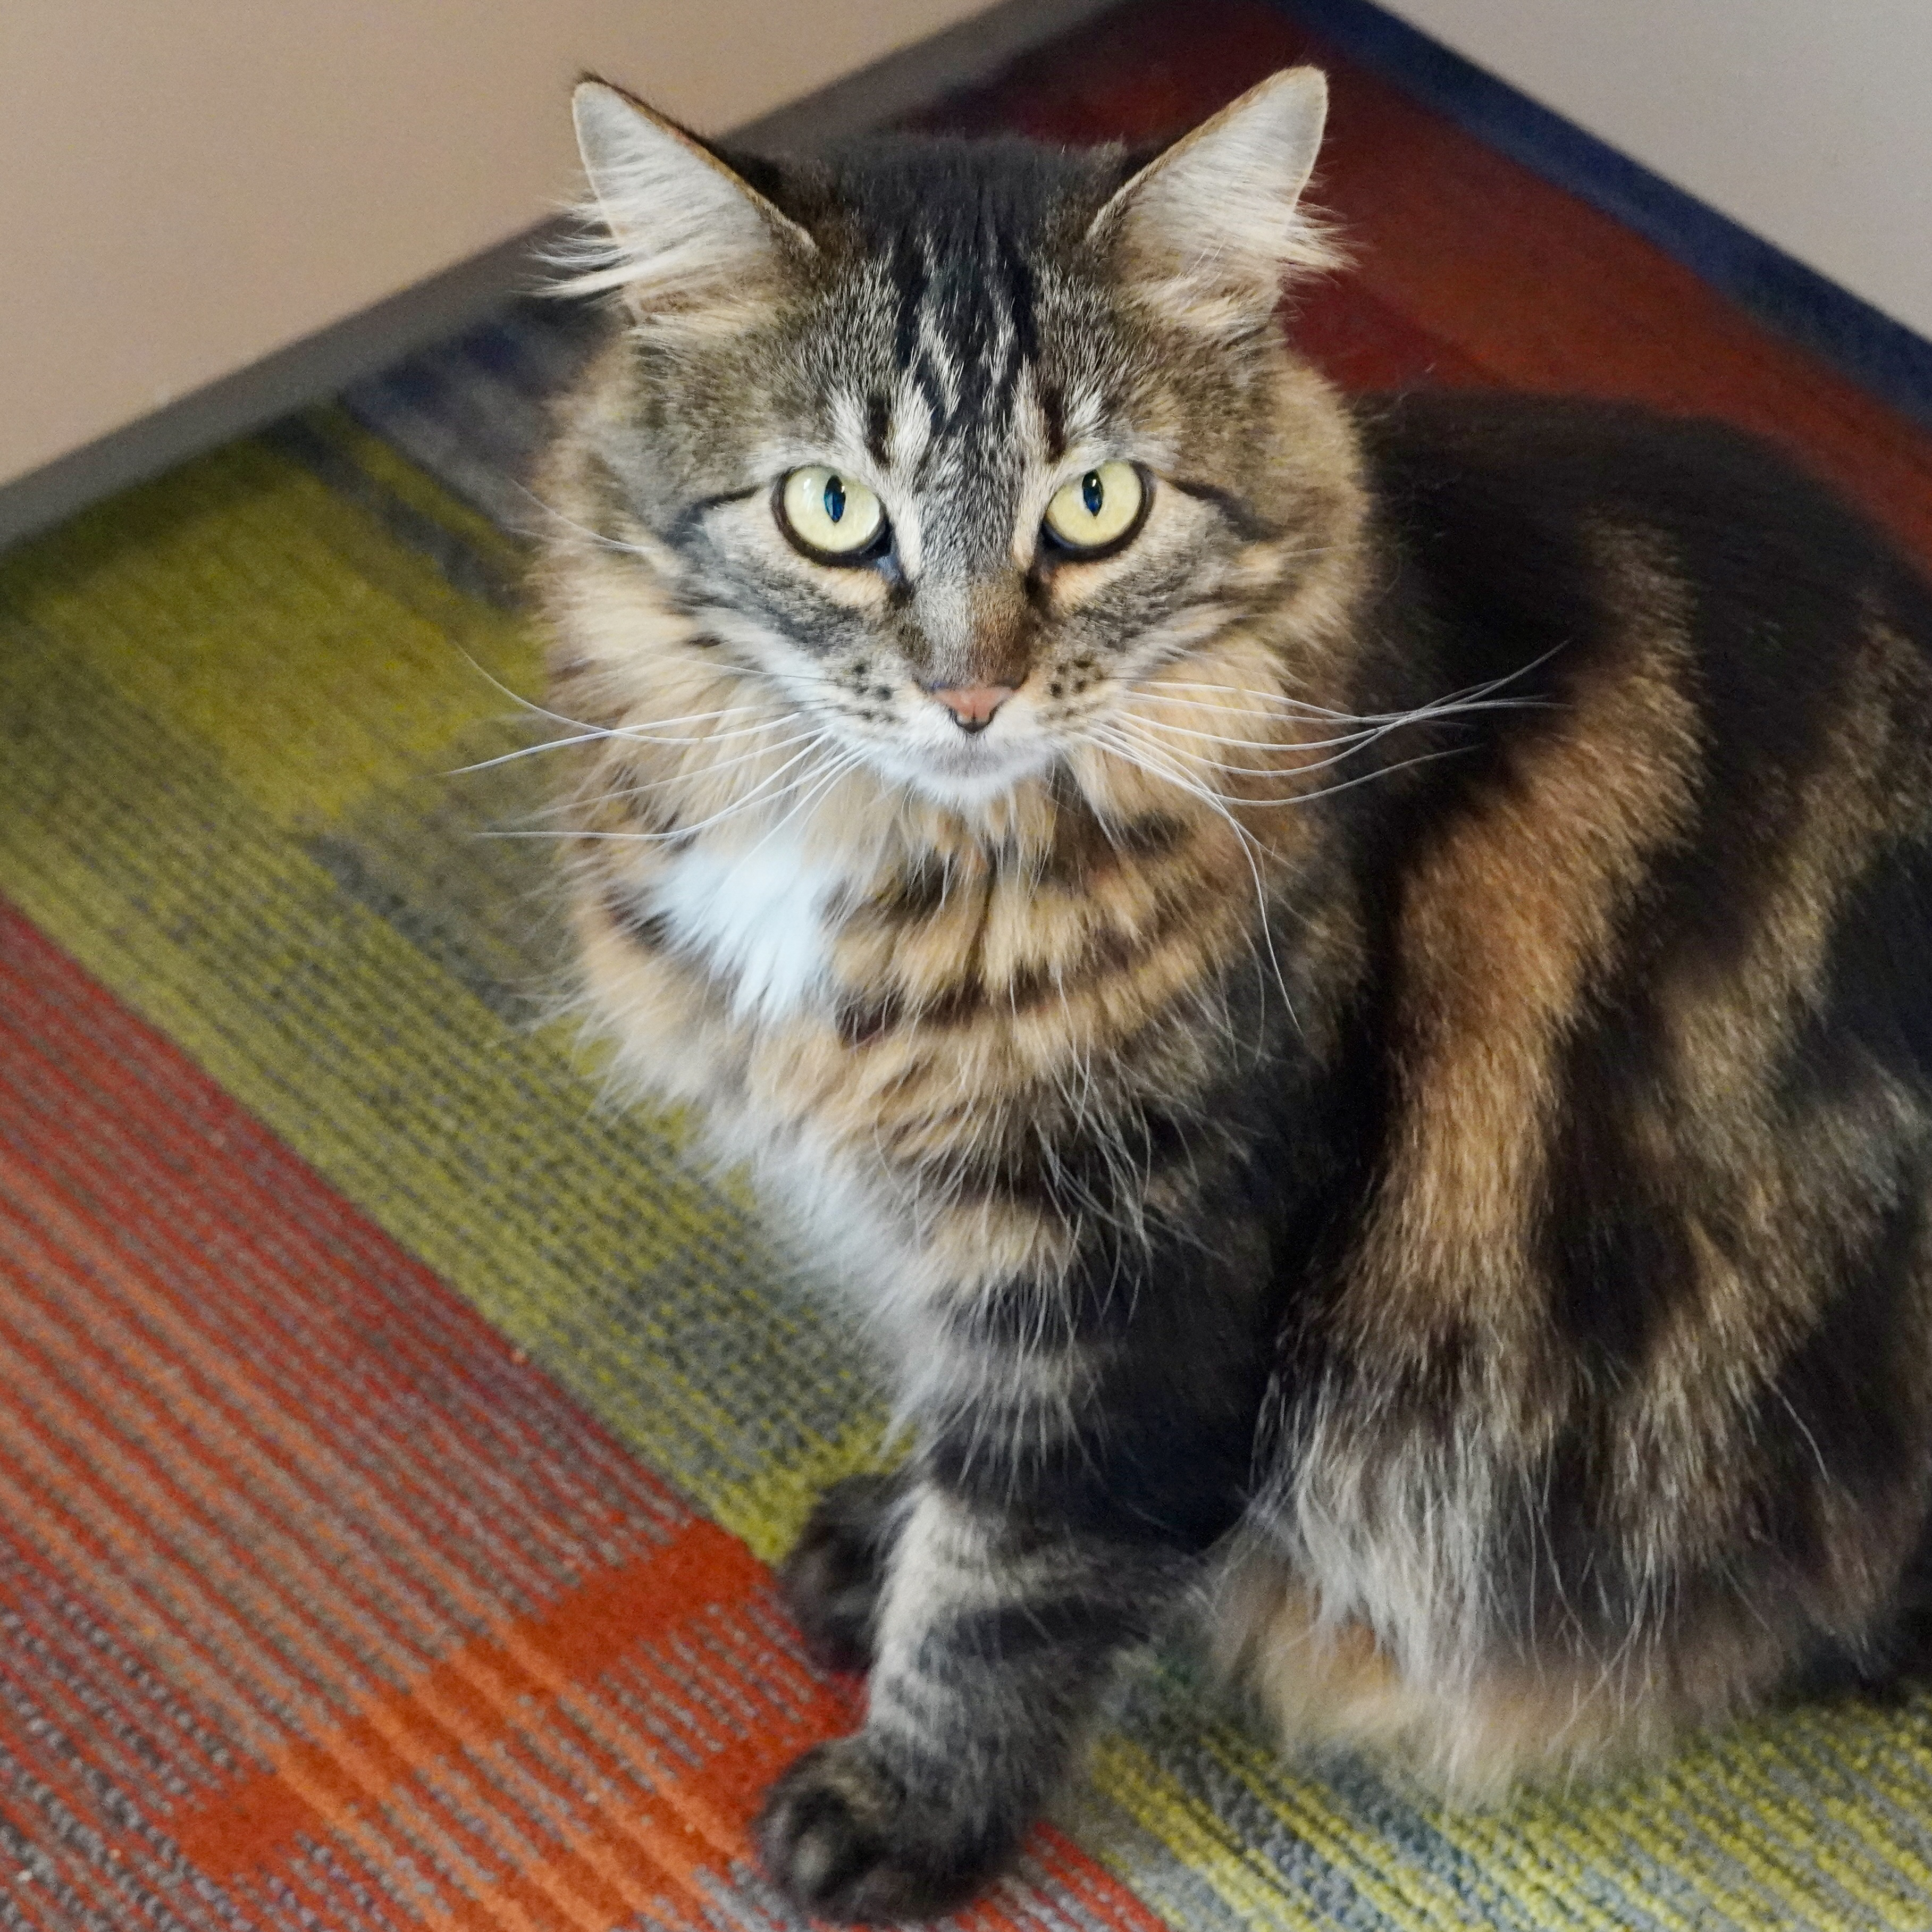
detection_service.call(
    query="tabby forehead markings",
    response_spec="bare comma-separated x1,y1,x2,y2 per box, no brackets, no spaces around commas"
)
887,228,1039,448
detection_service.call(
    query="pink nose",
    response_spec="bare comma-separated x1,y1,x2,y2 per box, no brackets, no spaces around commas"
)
926,684,1015,734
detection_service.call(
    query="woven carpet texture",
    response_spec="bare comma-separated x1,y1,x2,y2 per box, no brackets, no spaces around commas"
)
6,2,1932,1926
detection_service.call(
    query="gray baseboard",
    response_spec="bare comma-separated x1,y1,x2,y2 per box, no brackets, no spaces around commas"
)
0,227,562,557
0,0,1114,557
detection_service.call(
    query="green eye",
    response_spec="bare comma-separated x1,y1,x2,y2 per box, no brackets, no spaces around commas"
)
1043,460,1146,556
779,466,886,560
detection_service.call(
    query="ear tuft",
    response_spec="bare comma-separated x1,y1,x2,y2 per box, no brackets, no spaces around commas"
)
1090,68,1340,335
552,80,813,317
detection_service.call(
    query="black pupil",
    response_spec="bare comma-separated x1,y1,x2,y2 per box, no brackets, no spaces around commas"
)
824,475,846,524
1081,471,1104,517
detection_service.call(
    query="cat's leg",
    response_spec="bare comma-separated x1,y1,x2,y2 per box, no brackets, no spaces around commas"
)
777,1470,915,1672
759,1170,1271,1918
758,1476,1186,1920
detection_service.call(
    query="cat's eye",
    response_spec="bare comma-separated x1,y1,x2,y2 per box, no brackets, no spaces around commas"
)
778,466,887,562
1042,461,1147,558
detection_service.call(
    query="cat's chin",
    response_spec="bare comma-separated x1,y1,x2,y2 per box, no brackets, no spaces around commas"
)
868,737,1058,815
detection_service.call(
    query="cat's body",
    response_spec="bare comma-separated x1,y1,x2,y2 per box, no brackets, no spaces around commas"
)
535,73,1932,1920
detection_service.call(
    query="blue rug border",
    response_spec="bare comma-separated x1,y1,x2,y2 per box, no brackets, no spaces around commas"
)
1272,0,1932,434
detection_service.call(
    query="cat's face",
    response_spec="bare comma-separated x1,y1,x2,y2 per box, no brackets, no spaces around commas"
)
559,74,1348,814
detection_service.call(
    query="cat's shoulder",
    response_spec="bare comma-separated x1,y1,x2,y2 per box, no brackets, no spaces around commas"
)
1344,389,1932,683
1348,390,1871,539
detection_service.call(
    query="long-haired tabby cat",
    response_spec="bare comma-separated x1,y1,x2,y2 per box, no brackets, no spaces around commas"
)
533,67,1932,1921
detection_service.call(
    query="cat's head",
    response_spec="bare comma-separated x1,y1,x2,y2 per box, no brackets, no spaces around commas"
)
550,72,1359,818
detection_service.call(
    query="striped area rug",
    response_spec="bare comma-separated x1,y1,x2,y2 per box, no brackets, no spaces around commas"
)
6,2,1932,1926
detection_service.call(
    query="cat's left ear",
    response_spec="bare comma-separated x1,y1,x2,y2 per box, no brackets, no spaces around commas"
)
1090,68,1338,335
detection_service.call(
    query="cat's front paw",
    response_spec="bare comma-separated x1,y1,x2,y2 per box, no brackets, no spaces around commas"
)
778,1473,908,1673
755,1736,1014,1923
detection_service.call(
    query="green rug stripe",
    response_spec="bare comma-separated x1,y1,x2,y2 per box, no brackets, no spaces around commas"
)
0,620,872,1552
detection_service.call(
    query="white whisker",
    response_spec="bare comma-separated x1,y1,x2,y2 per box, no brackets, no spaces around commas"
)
451,645,628,737
736,745,870,863
1103,707,1477,814
448,708,789,776
1110,705,1387,783
1120,708,1383,758
1140,679,1376,723
1270,741,1475,808
513,730,826,821
1082,723,1298,1034
502,475,659,560
1145,644,1560,730
489,732,838,844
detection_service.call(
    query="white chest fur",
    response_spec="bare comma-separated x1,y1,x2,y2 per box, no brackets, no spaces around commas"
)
649,831,842,1026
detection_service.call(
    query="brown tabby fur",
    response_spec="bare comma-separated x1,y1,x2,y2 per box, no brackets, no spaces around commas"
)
533,69,1932,1920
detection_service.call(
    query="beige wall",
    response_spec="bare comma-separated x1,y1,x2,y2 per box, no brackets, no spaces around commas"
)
1381,0,1932,342
0,0,999,491
13,3,1925,506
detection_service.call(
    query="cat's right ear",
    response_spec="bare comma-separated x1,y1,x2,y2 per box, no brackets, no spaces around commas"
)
1089,68,1340,337
555,80,816,318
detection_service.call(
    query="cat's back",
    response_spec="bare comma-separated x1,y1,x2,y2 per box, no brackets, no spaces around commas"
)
1317,390,1932,1390
1259,396,1932,1776
1353,390,1932,707
1347,392,1932,1007
1334,393,1932,1290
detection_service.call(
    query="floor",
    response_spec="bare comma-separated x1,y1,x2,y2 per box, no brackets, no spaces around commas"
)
4,3,1932,1928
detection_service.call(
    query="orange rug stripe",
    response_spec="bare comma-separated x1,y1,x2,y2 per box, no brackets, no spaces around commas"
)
0,900,1169,1930
172,1521,769,1879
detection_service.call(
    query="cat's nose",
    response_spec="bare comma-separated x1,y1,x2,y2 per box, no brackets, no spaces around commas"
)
925,684,1015,734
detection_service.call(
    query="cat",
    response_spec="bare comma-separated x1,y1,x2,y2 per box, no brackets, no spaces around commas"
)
532,67,1932,1922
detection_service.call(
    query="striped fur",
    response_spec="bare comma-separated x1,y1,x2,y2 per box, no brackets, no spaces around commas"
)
535,74,1932,1919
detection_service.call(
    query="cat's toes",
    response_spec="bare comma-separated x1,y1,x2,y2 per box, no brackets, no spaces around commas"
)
754,1738,1011,1923
778,1473,908,1673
